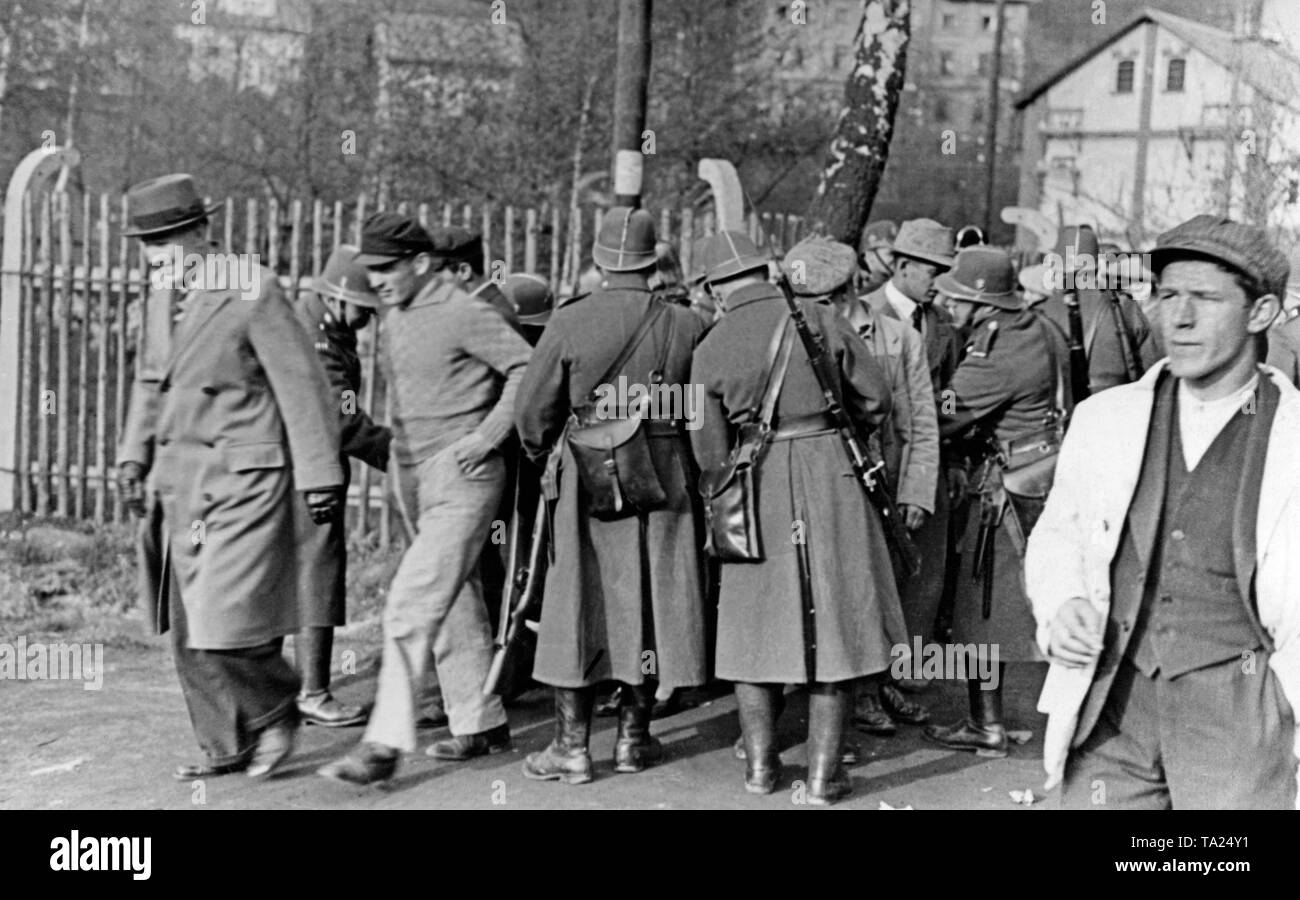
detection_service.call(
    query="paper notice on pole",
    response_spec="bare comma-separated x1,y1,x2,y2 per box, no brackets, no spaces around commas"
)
614,150,644,198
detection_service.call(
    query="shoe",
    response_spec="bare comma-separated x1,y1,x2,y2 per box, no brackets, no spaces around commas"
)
734,734,859,766
595,686,622,718
415,697,449,729
923,719,1008,757
613,684,663,773
426,723,512,760
880,683,930,725
246,722,296,779
851,689,897,736
318,742,399,785
297,690,368,728
806,684,852,806
735,683,781,795
172,759,248,781
523,687,595,785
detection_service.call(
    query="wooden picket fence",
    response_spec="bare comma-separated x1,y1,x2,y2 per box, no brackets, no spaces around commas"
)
0,189,807,546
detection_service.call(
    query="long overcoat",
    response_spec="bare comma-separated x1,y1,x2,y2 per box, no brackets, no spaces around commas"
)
291,290,391,626
515,273,709,690
940,306,1069,662
119,267,343,649
690,284,905,684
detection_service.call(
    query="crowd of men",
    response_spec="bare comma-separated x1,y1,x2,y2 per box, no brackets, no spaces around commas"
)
115,170,1300,808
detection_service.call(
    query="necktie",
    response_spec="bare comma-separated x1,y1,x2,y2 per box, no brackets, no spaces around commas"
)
910,305,924,334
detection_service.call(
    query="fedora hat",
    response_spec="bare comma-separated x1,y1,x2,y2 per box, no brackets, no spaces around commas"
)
314,244,380,308
934,246,1021,310
694,230,770,285
123,174,221,238
593,207,657,272
892,218,955,269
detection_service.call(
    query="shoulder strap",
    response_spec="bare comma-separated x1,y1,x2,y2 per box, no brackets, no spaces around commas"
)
1032,311,1070,423
650,303,677,383
757,318,796,428
588,297,667,401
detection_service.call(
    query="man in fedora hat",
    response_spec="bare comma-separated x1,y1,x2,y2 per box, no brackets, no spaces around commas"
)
290,245,393,728
514,206,709,785
116,173,344,780
858,217,964,733
1036,224,1160,394
1028,215,1300,808
690,229,897,804
923,246,1070,757
318,212,532,785
786,235,939,734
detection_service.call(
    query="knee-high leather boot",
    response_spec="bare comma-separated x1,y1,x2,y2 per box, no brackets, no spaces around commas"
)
523,686,595,784
807,682,852,806
735,682,781,794
614,682,664,773
922,664,1008,757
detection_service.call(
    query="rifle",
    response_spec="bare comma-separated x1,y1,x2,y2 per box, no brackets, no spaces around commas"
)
1062,288,1091,403
483,452,555,698
771,268,921,579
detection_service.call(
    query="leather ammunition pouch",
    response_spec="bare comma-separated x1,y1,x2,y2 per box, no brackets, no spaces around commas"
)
701,317,795,562
566,298,674,521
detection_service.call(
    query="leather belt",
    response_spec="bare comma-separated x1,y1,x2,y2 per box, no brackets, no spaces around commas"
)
770,412,836,442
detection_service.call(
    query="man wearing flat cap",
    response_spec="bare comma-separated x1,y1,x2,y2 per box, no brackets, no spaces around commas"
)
1028,215,1300,808
515,207,709,786
116,173,344,780
786,236,939,735
923,246,1070,759
319,212,532,785
691,229,897,805
290,245,392,727
428,225,522,333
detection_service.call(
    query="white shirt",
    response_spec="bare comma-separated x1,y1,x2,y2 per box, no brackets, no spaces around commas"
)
1177,374,1259,471
885,280,923,338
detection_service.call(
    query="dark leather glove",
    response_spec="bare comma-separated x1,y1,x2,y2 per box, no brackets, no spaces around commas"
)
117,461,147,518
303,488,342,525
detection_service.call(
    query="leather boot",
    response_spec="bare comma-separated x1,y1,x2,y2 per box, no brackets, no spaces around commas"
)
806,683,851,806
922,670,1008,757
734,683,781,794
614,682,664,773
522,687,595,784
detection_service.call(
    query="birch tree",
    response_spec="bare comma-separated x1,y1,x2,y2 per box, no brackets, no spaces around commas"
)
805,0,909,244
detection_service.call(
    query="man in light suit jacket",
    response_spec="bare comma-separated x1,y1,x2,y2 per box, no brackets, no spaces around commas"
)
116,174,343,781
1027,215,1300,809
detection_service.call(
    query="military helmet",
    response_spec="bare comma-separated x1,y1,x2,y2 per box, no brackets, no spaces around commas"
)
593,207,657,272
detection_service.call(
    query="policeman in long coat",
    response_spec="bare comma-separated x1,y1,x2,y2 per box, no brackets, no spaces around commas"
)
922,247,1069,758
116,174,343,780
291,245,392,727
515,207,709,786
691,231,899,806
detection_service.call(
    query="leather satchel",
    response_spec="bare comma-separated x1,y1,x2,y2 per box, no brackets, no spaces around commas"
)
566,298,674,520
700,316,795,562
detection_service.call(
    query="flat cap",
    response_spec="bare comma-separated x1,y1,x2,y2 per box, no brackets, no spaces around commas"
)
428,226,483,267
355,212,434,267
783,236,858,297
1150,214,1289,301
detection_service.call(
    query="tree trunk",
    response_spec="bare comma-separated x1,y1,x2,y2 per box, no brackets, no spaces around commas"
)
805,0,910,245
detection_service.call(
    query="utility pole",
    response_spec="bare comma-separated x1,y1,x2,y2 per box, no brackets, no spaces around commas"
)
611,0,652,208
982,0,1007,238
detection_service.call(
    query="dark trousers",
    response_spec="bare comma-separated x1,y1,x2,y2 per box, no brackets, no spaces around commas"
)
170,586,300,766
1061,655,1296,809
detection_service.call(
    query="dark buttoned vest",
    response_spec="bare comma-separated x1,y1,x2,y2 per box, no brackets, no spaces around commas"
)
1108,373,1275,680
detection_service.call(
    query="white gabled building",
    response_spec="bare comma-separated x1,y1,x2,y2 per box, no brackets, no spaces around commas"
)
1013,5,1300,251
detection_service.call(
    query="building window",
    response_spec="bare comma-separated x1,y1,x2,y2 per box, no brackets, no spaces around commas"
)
972,103,985,126
935,96,950,123
1115,59,1135,93
982,15,994,31
939,51,954,76
1166,57,1186,91
977,53,992,77
942,13,955,29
